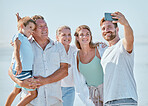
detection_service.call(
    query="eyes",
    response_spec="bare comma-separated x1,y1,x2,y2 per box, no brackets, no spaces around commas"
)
61,34,71,37
37,24,47,29
102,25,113,31
29,26,34,30
79,33,90,37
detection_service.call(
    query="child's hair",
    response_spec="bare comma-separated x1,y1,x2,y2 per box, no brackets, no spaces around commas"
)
17,16,36,30
56,26,71,36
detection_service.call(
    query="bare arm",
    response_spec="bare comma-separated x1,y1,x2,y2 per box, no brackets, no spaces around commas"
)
14,38,22,75
35,63,68,87
112,12,134,53
16,13,21,22
8,63,37,89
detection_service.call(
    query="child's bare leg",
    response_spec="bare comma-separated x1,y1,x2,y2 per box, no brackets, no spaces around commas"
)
5,87,21,106
17,90,37,106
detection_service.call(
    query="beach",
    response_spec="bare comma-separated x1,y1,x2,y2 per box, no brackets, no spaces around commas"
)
0,36,148,106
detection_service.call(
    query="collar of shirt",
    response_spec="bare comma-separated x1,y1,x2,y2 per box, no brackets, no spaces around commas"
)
28,35,55,49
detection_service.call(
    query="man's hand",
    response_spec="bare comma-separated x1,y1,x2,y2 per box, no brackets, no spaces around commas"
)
99,42,108,48
112,11,134,53
34,76,45,88
20,78,38,89
111,11,129,26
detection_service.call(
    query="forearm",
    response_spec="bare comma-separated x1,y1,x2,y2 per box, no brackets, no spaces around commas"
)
14,40,21,65
8,63,22,86
124,22,134,44
123,23,134,52
8,63,36,89
14,49,21,65
44,63,68,85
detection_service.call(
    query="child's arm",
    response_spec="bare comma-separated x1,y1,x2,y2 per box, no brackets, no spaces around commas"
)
16,13,21,22
8,63,37,89
14,38,22,75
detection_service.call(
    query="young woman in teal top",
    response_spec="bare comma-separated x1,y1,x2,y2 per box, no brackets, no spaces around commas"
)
74,25,106,106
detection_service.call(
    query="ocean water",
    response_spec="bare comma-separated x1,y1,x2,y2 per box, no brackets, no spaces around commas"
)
0,37,148,106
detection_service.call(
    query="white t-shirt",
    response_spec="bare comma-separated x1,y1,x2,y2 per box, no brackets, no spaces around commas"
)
101,39,138,104
61,45,77,87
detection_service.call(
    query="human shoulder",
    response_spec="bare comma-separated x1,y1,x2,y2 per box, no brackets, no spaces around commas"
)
120,38,134,55
54,41,64,48
70,45,78,53
12,33,25,43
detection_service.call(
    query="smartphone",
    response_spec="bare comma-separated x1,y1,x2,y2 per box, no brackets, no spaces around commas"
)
104,13,118,21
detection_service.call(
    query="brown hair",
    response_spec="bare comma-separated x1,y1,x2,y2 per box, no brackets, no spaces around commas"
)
56,26,71,36
17,16,36,30
100,17,118,28
74,25,99,49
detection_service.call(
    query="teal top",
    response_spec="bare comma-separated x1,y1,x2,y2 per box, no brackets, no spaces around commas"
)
78,48,104,87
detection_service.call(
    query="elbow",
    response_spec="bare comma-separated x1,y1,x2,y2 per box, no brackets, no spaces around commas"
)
8,69,11,76
64,69,68,77
8,64,13,77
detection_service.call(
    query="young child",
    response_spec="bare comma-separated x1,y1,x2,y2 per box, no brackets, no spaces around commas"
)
56,26,77,106
5,15,37,106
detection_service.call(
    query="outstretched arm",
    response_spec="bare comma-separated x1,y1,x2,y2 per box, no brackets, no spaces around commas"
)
16,13,21,22
112,12,134,53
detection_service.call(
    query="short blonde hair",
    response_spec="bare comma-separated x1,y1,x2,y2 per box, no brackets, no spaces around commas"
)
56,26,71,36
74,25,99,49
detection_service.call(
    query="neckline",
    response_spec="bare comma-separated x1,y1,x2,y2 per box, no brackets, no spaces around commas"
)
79,55,100,65
78,48,101,64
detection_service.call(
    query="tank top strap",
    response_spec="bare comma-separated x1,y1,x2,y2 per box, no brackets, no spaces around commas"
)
95,47,96,56
78,50,80,61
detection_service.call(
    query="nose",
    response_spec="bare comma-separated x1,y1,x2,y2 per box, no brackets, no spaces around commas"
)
105,27,109,32
42,26,48,30
66,35,70,38
82,35,88,37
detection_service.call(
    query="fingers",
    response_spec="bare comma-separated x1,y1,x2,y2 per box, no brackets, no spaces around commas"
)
33,76,38,79
111,12,123,20
29,81,41,89
36,83,41,88
15,71,18,76
18,70,22,75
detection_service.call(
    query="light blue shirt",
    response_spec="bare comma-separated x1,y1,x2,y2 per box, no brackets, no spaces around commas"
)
12,33,34,71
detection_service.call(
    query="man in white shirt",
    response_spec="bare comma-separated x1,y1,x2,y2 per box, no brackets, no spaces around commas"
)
100,12,138,106
8,15,68,106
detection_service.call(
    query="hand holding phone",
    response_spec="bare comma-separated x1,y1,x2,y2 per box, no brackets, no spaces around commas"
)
104,13,118,21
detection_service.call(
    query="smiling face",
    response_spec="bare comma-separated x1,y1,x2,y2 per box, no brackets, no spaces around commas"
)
56,28,71,46
22,22,36,38
101,21,118,41
76,28,91,45
33,19,48,40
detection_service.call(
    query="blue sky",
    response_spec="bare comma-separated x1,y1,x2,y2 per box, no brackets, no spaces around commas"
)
0,0,148,48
